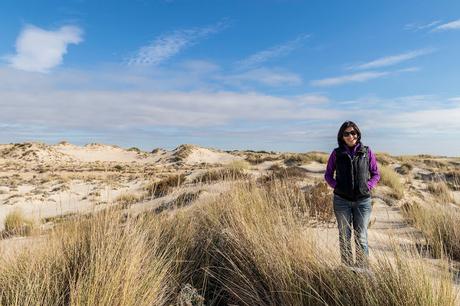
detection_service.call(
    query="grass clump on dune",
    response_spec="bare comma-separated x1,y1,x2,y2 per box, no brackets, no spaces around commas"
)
114,192,142,208
427,180,454,204
0,209,174,305
283,152,329,166
0,180,456,305
3,209,35,237
379,165,405,199
192,166,248,184
148,180,455,305
402,201,460,261
144,173,186,198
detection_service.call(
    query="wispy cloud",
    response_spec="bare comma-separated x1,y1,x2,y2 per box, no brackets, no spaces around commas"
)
433,19,460,31
221,68,302,87
0,90,337,129
3,25,83,73
237,34,309,69
127,20,228,66
310,71,388,87
350,48,434,70
405,20,442,32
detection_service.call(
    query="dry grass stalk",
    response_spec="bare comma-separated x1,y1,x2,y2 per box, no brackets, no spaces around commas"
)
114,192,141,208
3,209,36,237
192,167,247,184
0,181,456,305
379,165,405,199
283,152,328,166
402,201,460,261
144,174,186,198
427,180,454,204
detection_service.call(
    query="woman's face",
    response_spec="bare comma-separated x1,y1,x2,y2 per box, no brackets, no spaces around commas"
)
342,126,358,147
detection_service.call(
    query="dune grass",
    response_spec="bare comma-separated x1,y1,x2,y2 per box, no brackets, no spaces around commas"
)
402,200,460,261
0,180,456,305
379,165,405,199
191,166,248,184
143,173,186,198
427,180,454,204
114,192,141,208
3,209,35,237
0,208,174,305
283,152,329,166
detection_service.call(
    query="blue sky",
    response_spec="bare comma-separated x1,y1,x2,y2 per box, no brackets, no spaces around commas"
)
1,0,460,155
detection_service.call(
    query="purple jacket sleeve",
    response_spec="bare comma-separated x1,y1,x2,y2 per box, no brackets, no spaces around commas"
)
367,148,380,190
324,150,337,188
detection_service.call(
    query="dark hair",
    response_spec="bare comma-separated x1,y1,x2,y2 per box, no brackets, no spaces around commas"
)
337,121,361,147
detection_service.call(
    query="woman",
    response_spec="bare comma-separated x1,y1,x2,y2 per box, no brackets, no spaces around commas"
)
324,121,380,267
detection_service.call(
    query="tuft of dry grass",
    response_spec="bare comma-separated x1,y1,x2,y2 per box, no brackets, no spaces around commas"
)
305,181,334,223
0,180,456,305
426,180,454,204
144,174,186,198
3,209,36,237
192,167,248,184
225,159,251,171
244,153,280,164
258,165,309,184
375,152,395,166
379,165,405,199
148,181,456,305
114,192,141,208
444,170,460,191
395,162,414,175
402,200,460,261
154,191,202,214
283,152,329,166
0,209,174,305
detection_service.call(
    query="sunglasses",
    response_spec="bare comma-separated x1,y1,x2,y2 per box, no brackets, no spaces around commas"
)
343,131,357,137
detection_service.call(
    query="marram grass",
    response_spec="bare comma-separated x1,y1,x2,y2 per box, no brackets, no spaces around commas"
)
0,180,456,305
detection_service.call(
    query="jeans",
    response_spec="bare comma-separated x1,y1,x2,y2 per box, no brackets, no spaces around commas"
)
333,194,372,267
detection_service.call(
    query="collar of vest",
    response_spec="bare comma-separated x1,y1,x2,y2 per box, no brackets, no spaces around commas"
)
336,143,367,155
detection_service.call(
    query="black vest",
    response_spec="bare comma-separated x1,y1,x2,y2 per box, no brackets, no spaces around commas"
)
334,144,371,201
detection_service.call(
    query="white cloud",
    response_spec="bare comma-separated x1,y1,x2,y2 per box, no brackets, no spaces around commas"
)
127,21,228,66
433,19,460,31
448,97,460,103
375,107,460,132
350,49,434,70
310,71,388,87
405,20,442,31
221,68,302,87
0,87,338,129
237,34,309,68
4,25,83,73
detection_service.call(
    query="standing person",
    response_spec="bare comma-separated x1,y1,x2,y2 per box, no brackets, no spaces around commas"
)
324,121,380,267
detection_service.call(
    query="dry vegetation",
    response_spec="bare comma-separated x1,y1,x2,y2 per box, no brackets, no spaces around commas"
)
144,174,186,198
379,165,405,199
402,200,460,261
2,209,36,237
427,180,454,204
1,142,460,305
0,182,456,305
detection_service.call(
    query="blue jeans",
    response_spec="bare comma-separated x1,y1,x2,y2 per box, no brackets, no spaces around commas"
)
333,194,372,267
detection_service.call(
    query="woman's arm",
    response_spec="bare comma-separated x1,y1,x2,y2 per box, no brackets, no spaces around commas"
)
324,150,337,188
367,148,380,190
